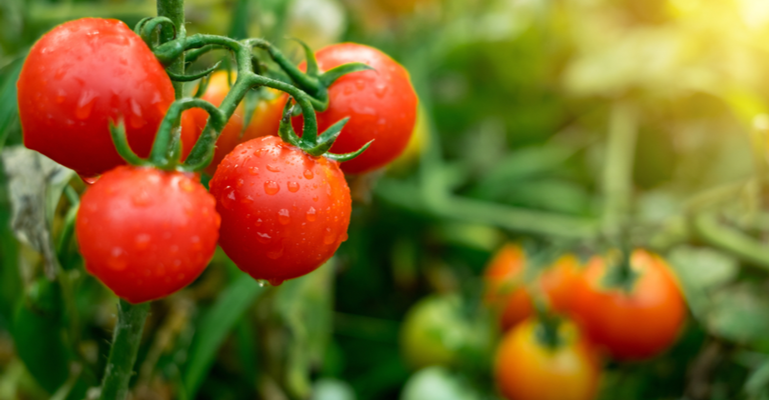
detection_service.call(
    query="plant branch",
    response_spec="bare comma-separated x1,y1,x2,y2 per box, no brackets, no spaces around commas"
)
99,300,150,400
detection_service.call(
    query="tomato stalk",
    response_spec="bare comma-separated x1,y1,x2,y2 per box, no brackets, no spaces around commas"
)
99,300,151,400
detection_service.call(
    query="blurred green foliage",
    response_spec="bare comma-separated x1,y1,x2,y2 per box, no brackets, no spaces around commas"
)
0,0,767,399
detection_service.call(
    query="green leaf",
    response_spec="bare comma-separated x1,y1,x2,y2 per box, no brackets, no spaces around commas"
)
318,62,375,87
400,367,479,400
667,246,739,320
706,282,768,344
745,359,769,400
0,54,24,150
183,271,265,398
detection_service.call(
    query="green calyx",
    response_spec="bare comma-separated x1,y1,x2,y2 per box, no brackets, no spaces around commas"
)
277,99,372,161
600,247,639,293
115,17,375,173
533,302,564,351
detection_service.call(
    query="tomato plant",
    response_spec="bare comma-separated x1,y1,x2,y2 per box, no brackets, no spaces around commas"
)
484,244,579,331
292,43,418,174
17,18,175,178
76,166,220,303
180,71,284,175
494,318,601,400
209,135,352,285
570,249,687,360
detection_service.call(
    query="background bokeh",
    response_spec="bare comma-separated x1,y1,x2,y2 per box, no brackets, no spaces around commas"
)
0,0,767,399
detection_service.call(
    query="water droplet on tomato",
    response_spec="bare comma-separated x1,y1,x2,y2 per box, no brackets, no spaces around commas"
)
266,246,284,260
306,207,317,222
374,82,388,97
237,178,244,187
240,195,254,204
312,195,319,202
323,228,336,245
264,181,280,195
355,80,365,90
191,236,202,250
249,166,259,175
256,279,268,287
131,190,151,207
287,181,299,192
340,231,349,242
255,218,263,227
134,234,151,250
303,169,314,179
107,247,128,271
256,232,271,244
278,209,290,225
75,90,98,120
80,175,99,185
267,278,284,286
266,164,280,172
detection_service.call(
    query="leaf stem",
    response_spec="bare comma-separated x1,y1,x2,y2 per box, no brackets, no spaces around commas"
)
99,300,150,400
602,101,638,238
157,0,185,98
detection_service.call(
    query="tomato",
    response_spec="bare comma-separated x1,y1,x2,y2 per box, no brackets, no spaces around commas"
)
17,18,175,178
570,249,686,360
76,166,220,303
180,71,284,175
292,43,418,174
400,295,470,369
209,136,351,284
494,318,601,400
484,244,579,331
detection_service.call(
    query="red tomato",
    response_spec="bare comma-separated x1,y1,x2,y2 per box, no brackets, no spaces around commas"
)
484,244,579,331
292,43,418,174
494,318,601,400
209,136,351,284
180,71,284,175
76,166,220,303
570,249,686,360
17,18,174,178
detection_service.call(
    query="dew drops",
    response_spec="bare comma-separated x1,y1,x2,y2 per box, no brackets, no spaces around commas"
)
312,195,319,202
134,234,151,250
256,232,271,244
340,231,349,242
355,80,365,90
75,90,98,120
131,190,151,207
107,247,128,271
303,169,314,179
80,175,99,185
287,181,299,193
267,278,284,286
248,166,259,175
264,181,280,195
374,82,388,98
266,164,280,172
266,246,284,260
256,279,268,287
237,178,244,187
240,195,254,204
278,209,290,225
306,207,317,222
191,236,202,250
255,218,263,227
323,228,336,245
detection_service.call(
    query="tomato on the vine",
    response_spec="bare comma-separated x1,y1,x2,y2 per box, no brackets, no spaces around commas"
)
494,318,601,400
484,244,579,331
76,166,220,303
17,18,175,178
570,249,686,360
181,71,284,175
209,135,351,284
292,43,418,174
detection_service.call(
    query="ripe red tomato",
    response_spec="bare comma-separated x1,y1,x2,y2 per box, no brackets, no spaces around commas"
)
209,136,351,284
494,318,601,400
76,166,220,303
570,249,686,360
17,18,175,178
181,71,284,175
484,244,579,331
292,43,418,174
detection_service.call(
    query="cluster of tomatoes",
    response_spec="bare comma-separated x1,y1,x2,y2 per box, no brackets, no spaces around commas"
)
485,245,687,400
17,18,417,303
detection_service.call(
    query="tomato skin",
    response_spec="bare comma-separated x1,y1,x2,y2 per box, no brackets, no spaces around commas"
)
209,136,351,283
484,244,579,331
180,71,284,175
292,43,418,174
494,318,601,400
570,249,686,361
75,166,220,304
17,18,175,178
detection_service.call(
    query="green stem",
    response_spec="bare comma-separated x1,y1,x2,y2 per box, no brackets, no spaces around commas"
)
602,102,638,237
693,212,769,269
157,0,186,98
99,300,150,400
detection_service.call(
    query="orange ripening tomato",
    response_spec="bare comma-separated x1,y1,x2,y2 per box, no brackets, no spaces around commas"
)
570,249,686,361
180,71,284,175
494,318,601,400
484,244,579,331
